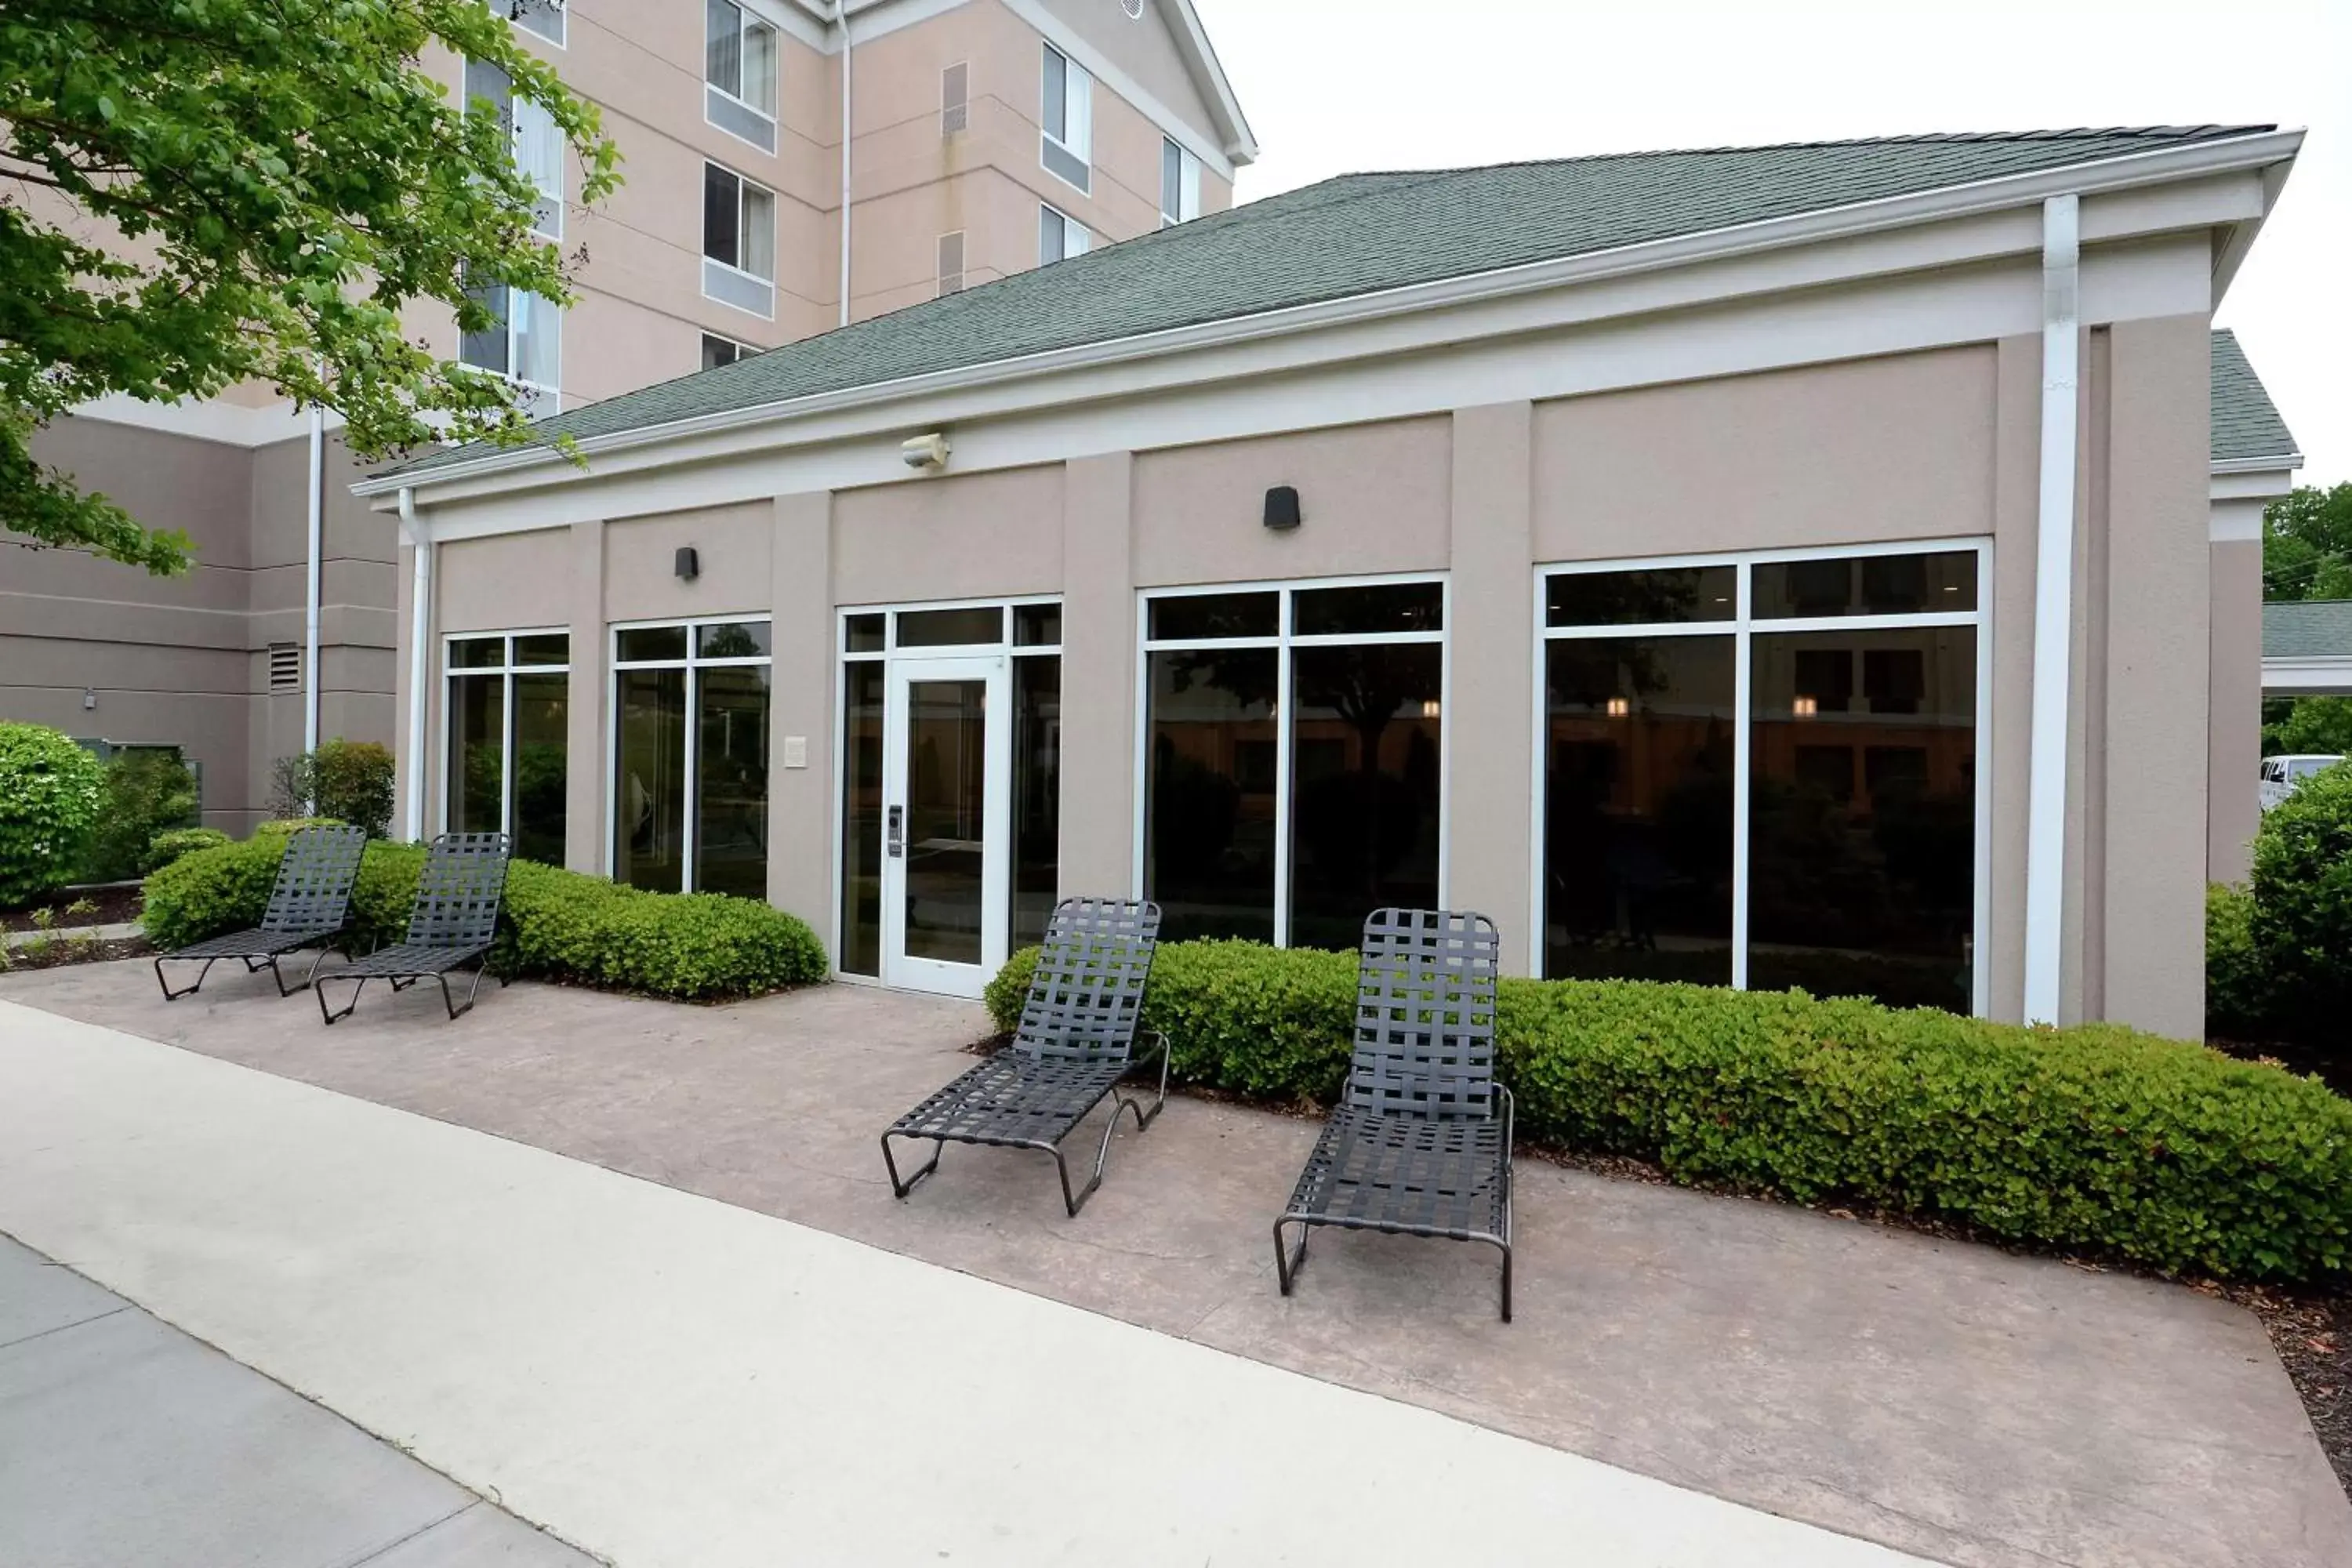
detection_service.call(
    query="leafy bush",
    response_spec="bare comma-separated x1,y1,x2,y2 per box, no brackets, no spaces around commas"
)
2249,761,2352,1037
144,837,826,1002
143,826,232,873
255,815,343,837
270,741,395,837
0,724,106,907
82,750,199,883
2206,883,2268,1040
989,939,2352,1283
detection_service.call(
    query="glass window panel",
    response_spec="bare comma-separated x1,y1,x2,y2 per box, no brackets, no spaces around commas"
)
695,666,771,898
1546,566,1736,627
1147,592,1278,641
1145,646,1277,943
896,606,1002,647
509,0,564,43
510,671,568,864
1292,582,1443,637
1040,44,1066,141
705,0,742,95
514,96,563,231
1011,656,1061,950
447,674,505,834
1748,626,1976,1011
1752,550,1978,619
697,620,771,659
839,662,885,976
844,613,885,654
449,636,505,670
1543,637,1735,984
701,334,744,372
514,633,568,666
903,679,988,964
740,184,775,281
464,56,512,123
1038,205,1063,267
614,667,687,892
511,290,559,389
616,625,688,662
1162,138,1183,223
702,164,739,267
459,280,510,376
1012,602,1062,647
1287,644,1443,953
739,18,777,116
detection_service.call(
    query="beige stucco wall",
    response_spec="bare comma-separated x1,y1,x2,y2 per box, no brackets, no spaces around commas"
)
2209,536,2263,884
833,464,1065,604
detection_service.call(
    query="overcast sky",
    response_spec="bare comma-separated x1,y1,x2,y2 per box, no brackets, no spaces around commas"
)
1193,0,2348,485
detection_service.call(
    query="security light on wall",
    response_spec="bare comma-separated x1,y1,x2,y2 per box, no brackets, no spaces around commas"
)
1263,485,1301,531
674,546,700,581
902,432,951,471
1605,696,1631,719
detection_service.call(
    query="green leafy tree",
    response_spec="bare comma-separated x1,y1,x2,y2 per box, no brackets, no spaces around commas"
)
0,1,619,574
2263,482,2352,603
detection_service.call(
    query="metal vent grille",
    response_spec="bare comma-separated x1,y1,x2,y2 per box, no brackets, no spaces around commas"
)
940,62,968,136
268,642,301,692
937,231,965,296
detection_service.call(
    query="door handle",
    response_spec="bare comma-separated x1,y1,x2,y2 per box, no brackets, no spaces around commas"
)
886,804,904,858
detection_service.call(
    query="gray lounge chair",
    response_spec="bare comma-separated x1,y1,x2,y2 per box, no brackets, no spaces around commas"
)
153,824,367,1000
882,897,1165,1216
318,832,511,1024
1274,908,1515,1320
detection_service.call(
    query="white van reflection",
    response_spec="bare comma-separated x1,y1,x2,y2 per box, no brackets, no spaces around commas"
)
2260,754,2346,812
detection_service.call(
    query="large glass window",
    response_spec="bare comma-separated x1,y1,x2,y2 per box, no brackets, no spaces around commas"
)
1040,44,1091,193
1541,547,1985,1013
840,662,886,976
612,619,771,896
1143,579,1446,949
702,162,777,317
444,632,569,863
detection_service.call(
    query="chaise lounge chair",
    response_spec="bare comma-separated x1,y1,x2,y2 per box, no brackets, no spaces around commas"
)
881,897,1165,1217
317,832,511,1025
153,824,367,1001
1273,908,1515,1320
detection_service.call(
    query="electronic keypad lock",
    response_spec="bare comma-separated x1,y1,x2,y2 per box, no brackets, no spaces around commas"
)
886,804,904,858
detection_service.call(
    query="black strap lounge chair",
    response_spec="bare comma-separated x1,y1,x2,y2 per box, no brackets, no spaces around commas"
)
317,832,511,1025
1274,908,1515,1321
882,897,1165,1217
153,824,367,1001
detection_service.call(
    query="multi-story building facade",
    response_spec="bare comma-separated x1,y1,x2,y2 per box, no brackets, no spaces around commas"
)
0,0,1252,832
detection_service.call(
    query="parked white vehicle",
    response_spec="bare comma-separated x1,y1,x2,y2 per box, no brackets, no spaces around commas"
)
2260,753,2346,811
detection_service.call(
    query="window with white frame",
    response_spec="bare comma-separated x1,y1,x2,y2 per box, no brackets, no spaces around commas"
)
445,631,570,866
458,277,561,408
1040,43,1091,193
463,57,564,241
490,0,564,46
1140,578,1446,949
704,0,779,153
1160,137,1201,227
612,619,772,898
1037,204,1087,267
1537,544,1987,1014
700,332,753,371
702,162,777,318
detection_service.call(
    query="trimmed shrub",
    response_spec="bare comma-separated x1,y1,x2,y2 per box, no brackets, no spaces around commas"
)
0,724,106,907
2206,882,2268,1040
82,750,199,883
987,939,2352,1283
143,837,826,1002
143,826,232,874
270,741,395,837
254,815,344,837
2249,761,2352,1041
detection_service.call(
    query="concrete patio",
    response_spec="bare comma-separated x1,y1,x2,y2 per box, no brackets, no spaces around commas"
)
3,958,2347,1568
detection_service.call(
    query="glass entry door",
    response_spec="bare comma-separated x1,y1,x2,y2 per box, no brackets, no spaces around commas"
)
882,655,1011,996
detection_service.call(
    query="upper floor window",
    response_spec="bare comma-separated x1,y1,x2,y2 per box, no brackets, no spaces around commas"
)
700,332,753,371
459,279,561,410
702,162,776,318
705,0,779,154
492,0,564,46
1161,137,1202,227
1040,43,1091,194
463,57,563,241
1038,204,1088,267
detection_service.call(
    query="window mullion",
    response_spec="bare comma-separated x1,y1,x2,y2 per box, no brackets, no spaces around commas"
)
1272,593,1294,949
681,662,700,892
1730,564,1754,992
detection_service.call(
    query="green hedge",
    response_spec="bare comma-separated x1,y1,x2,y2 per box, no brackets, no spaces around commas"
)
987,939,2352,1283
0,723,105,906
146,837,826,1002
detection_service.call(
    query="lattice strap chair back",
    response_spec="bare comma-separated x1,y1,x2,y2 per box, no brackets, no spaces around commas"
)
1347,908,1502,1123
259,825,368,934
1014,897,1163,1065
407,833,512,948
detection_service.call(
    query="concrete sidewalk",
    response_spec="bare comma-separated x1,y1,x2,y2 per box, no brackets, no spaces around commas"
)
0,1233,593,1568
0,1000,1934,1568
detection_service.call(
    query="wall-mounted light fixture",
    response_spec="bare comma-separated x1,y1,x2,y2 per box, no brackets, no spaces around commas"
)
1419,698,1442,719
902,431,951,471
1262,485,1301,532
674,546,700,581
1605,695,1631,719
1793,695,1819,718
82,687,97,711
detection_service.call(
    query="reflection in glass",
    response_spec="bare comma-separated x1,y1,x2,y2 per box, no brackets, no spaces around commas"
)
1013,602,1062,647
844,613,885,653
450,636,505,669
1543,637,1735,984
615,667,687,891
510,673,568,865
1147,592,1278,641
616,625,688,662
1145,646,1277,942
896,606,1003,648
514,633,568,666
697,621,772,659
1011,657,1061,950
447,674,504,834
1547,567,1737,627
904,681,987,964
1288,644,1441,951
695,666,771,898
1748,626,1976,1010
840,662,884,975
1752,551,1977,619
1293,583,1443,637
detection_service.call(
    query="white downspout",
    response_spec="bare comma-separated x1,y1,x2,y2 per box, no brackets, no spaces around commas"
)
397,486,430,844
2022,193,2080,1025
837,2,853,327
303,407,324,768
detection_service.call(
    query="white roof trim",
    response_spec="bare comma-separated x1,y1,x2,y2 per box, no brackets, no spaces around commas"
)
2212,453,2305,478
1160,0,1257,165
359,127,2303,501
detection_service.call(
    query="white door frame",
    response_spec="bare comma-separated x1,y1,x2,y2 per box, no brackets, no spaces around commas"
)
881,652,1011,997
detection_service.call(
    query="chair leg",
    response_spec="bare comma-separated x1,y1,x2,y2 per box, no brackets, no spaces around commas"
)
440,964,488,1022
880,1132,943,1200
1272,1216,1310,1297
1051,1143,1103,1218
155,956,219,1003
296,945,336,993
318,975,366,1025
1497,1239,1513,1324
267,955,292,998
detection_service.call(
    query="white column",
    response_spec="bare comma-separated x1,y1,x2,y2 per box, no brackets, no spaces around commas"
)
2022,194,2080,1025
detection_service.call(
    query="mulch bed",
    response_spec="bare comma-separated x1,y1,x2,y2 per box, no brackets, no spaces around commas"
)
2,935,153,971
1,883,143,933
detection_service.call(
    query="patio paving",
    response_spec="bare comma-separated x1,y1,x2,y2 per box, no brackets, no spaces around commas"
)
4,960,2348,1568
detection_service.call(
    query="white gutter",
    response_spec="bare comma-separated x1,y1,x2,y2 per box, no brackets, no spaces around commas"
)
303,405,324,769
397,487,430,844
837,3,853,328
2022,194,2080,1026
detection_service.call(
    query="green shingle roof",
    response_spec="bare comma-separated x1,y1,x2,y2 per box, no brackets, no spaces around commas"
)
2265,601,2352,660
394,125,2274,477
2211,328,2299,465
